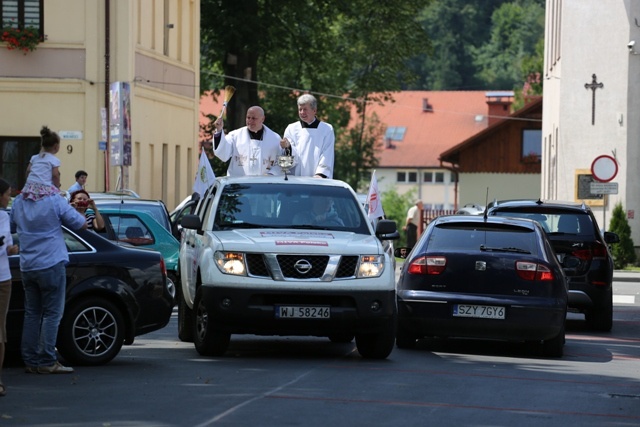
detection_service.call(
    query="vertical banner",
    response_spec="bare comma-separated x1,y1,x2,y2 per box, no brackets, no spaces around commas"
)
109,82,132,166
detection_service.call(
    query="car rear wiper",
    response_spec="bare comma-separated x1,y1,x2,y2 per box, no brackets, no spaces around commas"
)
479,245,531,254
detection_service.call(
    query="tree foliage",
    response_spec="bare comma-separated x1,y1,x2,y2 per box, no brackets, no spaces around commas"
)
199,0,545,187
381,187,416,247
200,0,431,188
512,37,544,110
406,0,544,91
405,0,501,90
609,202,636,269
472,0,545,89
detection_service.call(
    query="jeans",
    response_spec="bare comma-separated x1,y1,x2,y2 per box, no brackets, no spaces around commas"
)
20,261,66,367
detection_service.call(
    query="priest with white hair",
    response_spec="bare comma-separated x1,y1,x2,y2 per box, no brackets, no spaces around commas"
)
280,93,335,178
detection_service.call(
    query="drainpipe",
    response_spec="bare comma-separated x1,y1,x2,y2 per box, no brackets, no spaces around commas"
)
104,0,110,191
439,160,459,211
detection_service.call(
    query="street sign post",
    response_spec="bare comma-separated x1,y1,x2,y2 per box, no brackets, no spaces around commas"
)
590,182,618,194
591,155,618,183
590,155,619,231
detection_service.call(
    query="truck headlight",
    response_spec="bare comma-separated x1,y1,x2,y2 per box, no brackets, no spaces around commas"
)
214,251,247,276
357,255,384,278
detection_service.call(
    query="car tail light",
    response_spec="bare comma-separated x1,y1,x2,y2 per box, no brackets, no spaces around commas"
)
590,242,608,259
572,242,607,261
571,249,592,261
408,256,446,275
159,257,167,278
515,261,554,281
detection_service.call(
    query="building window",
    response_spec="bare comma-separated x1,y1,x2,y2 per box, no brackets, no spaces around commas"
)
397,170,417,183
0,136,40,195
385,127,406,142
1,0,43,36
424,171,445,183
522,129,542,162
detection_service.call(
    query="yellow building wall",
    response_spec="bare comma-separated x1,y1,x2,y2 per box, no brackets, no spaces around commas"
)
0,0,200,210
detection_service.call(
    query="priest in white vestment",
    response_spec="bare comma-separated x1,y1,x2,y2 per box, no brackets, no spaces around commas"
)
280,94,335,178
213,106,284,176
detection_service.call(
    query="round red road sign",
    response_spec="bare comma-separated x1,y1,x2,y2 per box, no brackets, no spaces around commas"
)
591,155,618,183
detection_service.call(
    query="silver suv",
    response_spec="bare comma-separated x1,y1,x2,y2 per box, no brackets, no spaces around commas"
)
178,176,399,359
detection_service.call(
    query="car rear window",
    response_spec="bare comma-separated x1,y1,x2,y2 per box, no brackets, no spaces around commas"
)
102,214,156,246
96,202,171,231
428,223,539,254
491,210,594,236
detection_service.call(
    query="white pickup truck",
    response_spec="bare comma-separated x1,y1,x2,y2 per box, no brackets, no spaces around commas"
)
178,175,399,359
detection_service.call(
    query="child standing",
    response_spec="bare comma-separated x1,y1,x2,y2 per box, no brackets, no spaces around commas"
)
21,126,61,201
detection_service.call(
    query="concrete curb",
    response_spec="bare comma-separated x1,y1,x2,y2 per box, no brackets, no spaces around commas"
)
614,271,640,282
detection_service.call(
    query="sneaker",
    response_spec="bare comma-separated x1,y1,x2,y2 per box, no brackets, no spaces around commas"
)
37,361,74,374
25,366,38,374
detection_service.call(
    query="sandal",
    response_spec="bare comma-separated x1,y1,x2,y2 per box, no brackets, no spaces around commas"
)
0,383,5,397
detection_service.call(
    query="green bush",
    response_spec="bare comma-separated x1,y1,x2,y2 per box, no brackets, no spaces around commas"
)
381,188,416,248
608,202,636,269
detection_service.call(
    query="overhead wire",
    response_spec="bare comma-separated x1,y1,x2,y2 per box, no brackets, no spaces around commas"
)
93,71,542,124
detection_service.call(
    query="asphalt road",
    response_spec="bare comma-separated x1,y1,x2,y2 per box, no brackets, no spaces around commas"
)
1,277,639,427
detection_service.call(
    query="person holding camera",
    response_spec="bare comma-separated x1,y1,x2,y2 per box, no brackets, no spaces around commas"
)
69,189,104,231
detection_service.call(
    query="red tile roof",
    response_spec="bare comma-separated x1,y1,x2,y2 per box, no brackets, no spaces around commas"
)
360,91,493,168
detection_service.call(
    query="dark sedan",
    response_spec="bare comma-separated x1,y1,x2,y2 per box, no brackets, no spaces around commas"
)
8,227,174,366
395,215,568,357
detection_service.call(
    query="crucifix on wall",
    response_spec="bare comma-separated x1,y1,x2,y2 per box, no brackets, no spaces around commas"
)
584,74,603,125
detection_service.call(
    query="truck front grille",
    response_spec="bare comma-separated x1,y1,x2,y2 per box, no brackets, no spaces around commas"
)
245,253,360,280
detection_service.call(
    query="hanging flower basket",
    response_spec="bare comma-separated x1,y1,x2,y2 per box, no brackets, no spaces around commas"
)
1,25,42,54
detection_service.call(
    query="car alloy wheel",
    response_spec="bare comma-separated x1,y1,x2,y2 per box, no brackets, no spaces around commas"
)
57,297,125,366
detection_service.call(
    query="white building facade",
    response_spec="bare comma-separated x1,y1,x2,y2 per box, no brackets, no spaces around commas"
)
542,0,640,246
